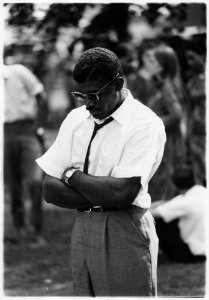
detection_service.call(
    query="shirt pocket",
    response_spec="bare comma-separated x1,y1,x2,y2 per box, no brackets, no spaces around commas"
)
96,150,115,175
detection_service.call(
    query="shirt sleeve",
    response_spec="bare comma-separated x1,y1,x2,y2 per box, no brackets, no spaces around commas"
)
17,64,44,95
156,195,188,222
36,116,73,179
111,119,166,189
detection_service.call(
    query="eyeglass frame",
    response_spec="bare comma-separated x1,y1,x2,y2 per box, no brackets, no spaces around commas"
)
71,73,120,103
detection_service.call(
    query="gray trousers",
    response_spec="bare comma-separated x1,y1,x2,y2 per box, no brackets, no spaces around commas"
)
70,205,158,297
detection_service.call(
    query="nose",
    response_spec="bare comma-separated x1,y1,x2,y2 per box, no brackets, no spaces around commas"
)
84,98,96,107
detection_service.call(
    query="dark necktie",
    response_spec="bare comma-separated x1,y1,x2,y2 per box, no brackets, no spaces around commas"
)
83,117,114,174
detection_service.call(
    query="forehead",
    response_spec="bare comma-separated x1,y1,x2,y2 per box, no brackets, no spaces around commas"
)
75,79,105,93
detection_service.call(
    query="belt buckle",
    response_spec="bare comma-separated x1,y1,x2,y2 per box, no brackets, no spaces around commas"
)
94,206,104,212
84,206,104,212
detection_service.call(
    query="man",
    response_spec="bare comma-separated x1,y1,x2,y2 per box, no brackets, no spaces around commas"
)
150,169,206,263
3,63,48,246
36,47,166,296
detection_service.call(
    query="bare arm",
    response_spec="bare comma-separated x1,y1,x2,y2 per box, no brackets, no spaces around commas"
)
43,175,93,209
35,91,49,151
35,91,49,128
68,171,141,208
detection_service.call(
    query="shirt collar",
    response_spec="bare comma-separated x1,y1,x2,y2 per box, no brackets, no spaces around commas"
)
111,88,134,125
85,88,135,125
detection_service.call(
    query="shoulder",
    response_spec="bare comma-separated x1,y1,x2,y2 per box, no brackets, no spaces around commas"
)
9,64,40,83
162,79,182,98
9,64,31,75
132,98,164,128
62,105,88,127
126,98,166,143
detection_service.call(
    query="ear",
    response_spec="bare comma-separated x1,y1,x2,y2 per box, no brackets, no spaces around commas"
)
115,77,124,91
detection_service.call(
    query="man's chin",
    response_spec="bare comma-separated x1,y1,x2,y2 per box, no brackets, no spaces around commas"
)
89,110,103,119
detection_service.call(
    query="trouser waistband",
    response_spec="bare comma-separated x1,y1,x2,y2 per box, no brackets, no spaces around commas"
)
77,205,134,213
4,120,35,134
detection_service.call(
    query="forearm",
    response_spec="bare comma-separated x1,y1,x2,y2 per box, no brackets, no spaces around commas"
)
43,175,92,209
69,171,141,208
36,92,49,127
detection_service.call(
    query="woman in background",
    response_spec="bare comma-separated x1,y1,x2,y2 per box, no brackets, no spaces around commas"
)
128,40,157,105
145,44,187,201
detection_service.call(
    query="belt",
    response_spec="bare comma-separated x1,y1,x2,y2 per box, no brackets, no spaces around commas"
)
4,119,34,126
4,120,35,134
77,206,132,213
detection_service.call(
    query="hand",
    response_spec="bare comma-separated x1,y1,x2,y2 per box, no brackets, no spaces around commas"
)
36,127,45,136
35,127,46,152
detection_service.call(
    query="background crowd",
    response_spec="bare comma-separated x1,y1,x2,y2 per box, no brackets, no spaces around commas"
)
2,2,207,295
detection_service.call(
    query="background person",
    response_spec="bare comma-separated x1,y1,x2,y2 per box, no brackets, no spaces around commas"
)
60,38,85,112
142,44,187,201
3,63,48,247
114,42,138,88
184,50,206,187
128,40,158,105
36,47,166,296
150,168,206,263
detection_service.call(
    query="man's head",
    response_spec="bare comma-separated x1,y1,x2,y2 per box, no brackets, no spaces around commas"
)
72,47,124,120
172,165,195,192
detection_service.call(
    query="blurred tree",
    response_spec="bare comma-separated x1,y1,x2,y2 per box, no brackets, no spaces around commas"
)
142,3,188,33
4,3,205,49
83,3,131,43
37,4,87,42
4,3,87,42
6,3,35,26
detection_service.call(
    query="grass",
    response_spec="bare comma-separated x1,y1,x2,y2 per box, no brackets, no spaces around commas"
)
4,207,206,297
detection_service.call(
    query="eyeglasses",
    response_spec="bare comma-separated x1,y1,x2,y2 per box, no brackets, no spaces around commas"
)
71,73,120,103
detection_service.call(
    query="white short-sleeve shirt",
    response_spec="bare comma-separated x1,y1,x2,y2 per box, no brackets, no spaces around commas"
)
36,89,166,208
3,64,44,122
155,185,207,255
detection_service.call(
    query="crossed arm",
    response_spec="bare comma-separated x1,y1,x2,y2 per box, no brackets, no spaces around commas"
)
43,171,141,210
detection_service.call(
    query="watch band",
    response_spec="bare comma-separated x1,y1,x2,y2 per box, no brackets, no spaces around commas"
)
63,168,77,185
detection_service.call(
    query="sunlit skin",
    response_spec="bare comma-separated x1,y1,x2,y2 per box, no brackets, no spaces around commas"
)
75,77,124,120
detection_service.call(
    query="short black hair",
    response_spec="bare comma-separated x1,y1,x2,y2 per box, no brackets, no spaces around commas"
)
172,165,195,190
73,47,123,83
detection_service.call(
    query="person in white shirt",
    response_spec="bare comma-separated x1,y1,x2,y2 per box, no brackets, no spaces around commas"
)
36,47,166,296
3,64,48,247
150,169,207,262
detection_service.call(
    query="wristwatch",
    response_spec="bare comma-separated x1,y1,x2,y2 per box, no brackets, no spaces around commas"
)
62,168,77,186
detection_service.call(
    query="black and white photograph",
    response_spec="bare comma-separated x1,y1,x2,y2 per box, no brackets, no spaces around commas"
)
1,1,207,297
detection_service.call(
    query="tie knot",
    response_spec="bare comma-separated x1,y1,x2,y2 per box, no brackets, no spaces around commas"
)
95,117,114,130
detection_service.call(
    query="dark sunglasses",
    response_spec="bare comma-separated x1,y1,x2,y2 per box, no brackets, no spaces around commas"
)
71,73,120,103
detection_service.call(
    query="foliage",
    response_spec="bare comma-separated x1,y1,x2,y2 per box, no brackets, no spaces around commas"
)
83,3,131,42
36,3,86,40
3,3,206,81
5,3,202,45
5,3,86,27
6,3,35,26
142,3,188,29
